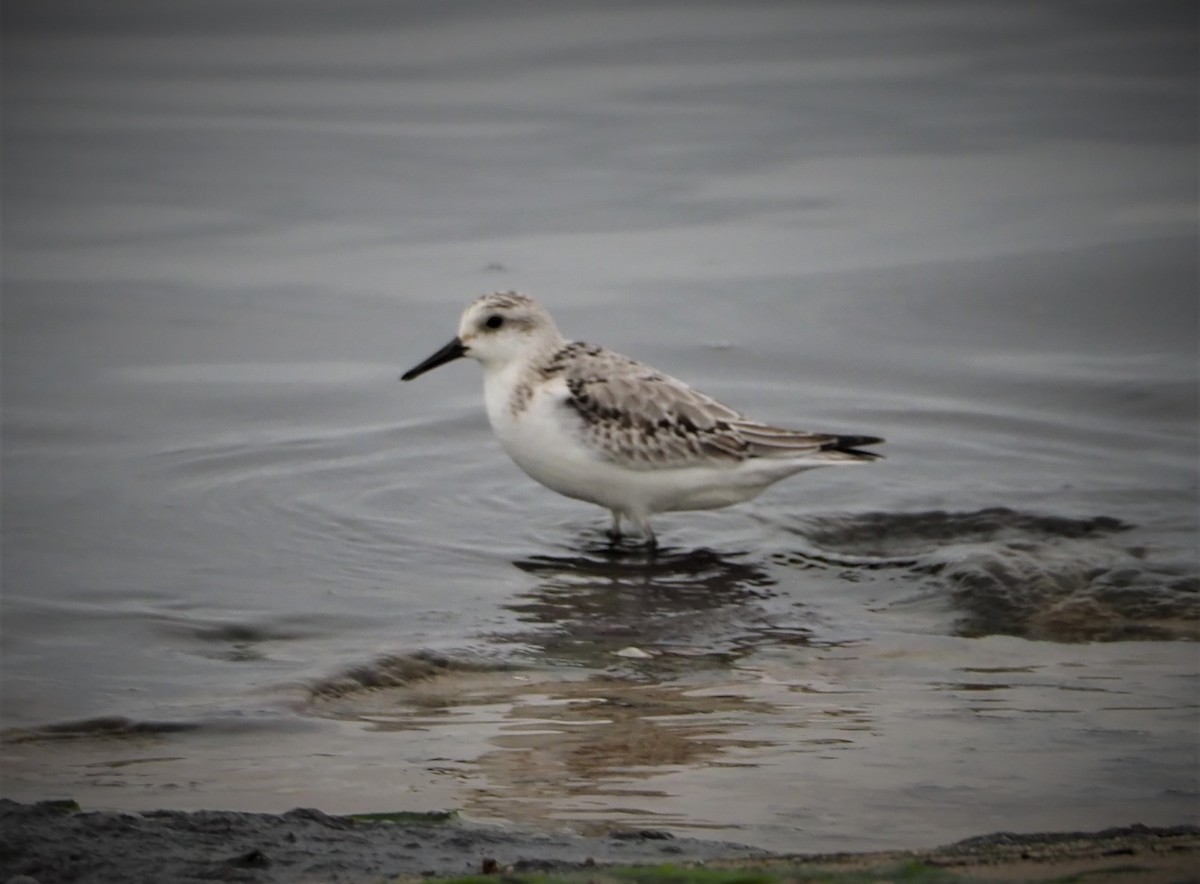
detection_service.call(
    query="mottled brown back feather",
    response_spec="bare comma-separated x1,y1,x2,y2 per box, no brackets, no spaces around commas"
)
541,342,881,469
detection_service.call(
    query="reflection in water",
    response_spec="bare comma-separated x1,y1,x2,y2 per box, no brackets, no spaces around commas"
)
464,678,777,833
438,543,824,828
295,519,1197,845
505,541,807,671
306,663,785,835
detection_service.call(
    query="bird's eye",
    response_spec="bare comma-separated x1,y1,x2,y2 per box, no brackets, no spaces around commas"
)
484,315,504,330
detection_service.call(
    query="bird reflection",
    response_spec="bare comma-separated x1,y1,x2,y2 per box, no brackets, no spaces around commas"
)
505,537,811,670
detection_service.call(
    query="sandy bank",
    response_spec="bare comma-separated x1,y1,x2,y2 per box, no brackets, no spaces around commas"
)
2,799,1195,883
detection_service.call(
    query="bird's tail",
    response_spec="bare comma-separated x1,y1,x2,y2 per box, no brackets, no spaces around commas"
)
733,422,884,462
827,434,885,460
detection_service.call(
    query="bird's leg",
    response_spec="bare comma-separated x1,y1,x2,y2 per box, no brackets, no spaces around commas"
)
629,513,656,552
606,511,623,544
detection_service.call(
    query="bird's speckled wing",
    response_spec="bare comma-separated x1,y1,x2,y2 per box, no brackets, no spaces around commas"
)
539,341,869,470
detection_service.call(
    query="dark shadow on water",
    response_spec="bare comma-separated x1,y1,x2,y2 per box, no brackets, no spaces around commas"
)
503,537,814,672
513,537,774,590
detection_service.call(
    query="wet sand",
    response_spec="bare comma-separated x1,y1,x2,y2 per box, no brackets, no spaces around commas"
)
2,798,1196,883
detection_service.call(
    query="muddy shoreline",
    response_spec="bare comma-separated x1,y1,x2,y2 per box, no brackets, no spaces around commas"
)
2,799,1196,883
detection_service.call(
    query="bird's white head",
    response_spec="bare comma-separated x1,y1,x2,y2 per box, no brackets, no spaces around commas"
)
401,291,565,381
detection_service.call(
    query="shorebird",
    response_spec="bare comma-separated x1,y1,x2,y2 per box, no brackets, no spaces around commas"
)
402,292,882,547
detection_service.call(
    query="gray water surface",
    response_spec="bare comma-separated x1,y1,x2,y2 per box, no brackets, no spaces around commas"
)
2,0,1197,852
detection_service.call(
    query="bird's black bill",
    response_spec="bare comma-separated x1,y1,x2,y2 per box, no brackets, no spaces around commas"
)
400,337,466,381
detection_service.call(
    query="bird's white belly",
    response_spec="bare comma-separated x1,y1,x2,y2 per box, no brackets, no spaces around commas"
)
491,392,629,509
485,381,790,517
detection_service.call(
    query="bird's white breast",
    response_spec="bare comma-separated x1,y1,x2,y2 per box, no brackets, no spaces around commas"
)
483,367,620,508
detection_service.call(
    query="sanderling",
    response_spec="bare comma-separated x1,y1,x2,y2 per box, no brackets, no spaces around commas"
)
402,292,882,547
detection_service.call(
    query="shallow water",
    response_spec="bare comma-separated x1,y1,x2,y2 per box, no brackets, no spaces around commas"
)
2,0,1197,853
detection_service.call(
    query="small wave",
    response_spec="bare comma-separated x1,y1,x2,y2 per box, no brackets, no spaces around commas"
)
2,712,323,744
937,551,1199,642
306,650,516,701
150,611,377,663
1,716,200,744
794,507,1130,557
784,508,1198,642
